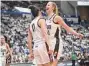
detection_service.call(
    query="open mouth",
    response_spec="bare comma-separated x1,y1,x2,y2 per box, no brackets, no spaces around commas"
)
46,8,49,10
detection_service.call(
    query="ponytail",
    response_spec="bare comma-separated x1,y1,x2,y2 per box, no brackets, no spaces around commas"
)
55,5,58,15
52,2,59,15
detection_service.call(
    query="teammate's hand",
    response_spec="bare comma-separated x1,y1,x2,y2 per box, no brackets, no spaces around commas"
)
28,52,34,61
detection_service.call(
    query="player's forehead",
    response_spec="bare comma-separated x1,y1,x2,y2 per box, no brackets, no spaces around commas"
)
0,35,5,39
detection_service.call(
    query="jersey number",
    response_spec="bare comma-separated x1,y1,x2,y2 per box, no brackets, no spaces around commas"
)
32,24,35,32
47,25,51,35
48,30,50,35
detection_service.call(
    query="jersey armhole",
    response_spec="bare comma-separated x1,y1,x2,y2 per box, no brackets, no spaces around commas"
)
53,15,58,24
37,18,46,28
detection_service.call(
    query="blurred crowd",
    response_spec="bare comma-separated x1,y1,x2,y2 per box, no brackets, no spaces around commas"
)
11,44,30,63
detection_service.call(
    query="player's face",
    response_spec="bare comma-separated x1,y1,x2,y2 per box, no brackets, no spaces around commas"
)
46,2,54,14
1,36,5,44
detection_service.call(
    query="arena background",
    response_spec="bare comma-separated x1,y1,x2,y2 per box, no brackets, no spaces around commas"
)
1,0,89,66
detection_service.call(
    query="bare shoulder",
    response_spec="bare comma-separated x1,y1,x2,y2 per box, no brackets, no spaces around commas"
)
54,15,63,23
54,15,63,21
6,43,10,48
39,18,45,23
6,43,9,46
38,18,46,27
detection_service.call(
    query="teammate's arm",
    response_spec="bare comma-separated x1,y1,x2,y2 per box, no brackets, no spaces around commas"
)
6,44,11,58
54,16,83,38
38,19,52,50
27,28,33,53
27,28,34,60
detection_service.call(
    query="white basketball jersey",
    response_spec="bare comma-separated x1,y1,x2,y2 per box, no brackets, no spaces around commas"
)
46,14,63,59
0,44,7,57
46,14,61,44
30,17,45,44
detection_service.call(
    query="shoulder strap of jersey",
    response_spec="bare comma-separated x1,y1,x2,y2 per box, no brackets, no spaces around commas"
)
52,14,58,24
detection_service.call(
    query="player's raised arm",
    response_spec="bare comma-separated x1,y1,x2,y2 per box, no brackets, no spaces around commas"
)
54,15,83,39
27,28,33,53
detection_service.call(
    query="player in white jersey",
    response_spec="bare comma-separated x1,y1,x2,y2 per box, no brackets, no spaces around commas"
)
27,5,52,66
0,35,11,66
45,2,83,66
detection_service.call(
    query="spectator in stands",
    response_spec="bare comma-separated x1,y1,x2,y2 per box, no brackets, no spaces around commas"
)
77,53,81,60
71,52,77,66
78,16,81,25
80,53,85,66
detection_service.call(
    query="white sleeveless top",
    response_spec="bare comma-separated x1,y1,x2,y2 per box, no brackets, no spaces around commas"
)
46,14,61,45
46,14,63,58
30,17,45,45
0,44,7,57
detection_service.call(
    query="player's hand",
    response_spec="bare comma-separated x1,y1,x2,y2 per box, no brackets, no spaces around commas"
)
48,50,53,54
48,46,53,54
28,52,34,61
48,48,53,54
77,33,84,39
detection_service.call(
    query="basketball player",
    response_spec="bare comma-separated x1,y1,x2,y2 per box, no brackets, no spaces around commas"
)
45,2,83,66
27,5,52,66
5,36,12,66
0,35,11,66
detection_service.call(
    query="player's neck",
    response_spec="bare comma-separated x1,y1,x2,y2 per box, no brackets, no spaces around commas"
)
48,12,54,18
38,12,42,18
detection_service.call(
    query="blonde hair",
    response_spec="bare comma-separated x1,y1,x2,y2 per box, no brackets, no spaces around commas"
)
51,2,59,15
